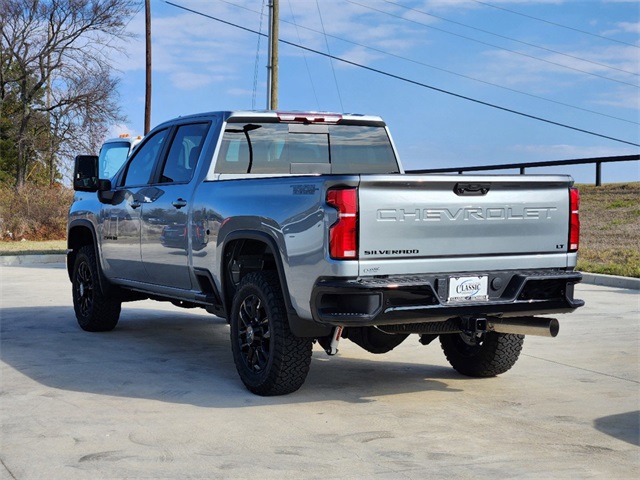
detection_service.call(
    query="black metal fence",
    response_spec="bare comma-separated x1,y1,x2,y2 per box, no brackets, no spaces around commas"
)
406,154,640,186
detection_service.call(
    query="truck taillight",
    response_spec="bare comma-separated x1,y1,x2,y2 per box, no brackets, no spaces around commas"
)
569,187,580,252
327,188,358,259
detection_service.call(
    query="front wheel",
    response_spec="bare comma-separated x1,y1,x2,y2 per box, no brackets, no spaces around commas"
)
230,272,313,396
72,245,121,332
440,331,524,377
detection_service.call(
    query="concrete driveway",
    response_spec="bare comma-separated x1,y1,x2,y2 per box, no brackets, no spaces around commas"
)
1,264,638,479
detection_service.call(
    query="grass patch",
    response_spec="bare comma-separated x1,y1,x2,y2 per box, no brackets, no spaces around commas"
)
605,199,636,209
0,240,67,256
577,247,640,278
576,182,640,278
606,218,631,228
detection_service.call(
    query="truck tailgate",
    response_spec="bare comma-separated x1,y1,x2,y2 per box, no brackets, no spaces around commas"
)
358,175,573,273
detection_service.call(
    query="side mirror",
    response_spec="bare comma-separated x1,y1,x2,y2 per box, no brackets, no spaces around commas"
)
73,155,99,192
73,155,113,193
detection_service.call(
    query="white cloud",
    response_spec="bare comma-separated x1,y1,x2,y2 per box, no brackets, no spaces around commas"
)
110,2,261,79
602,21,640,35
278,0,424,60
226,87,256,97
592,87,640,111
168,71,215,90
421,0,564,9
107,123,137,139
616,21,640,33
335,45,385,68
476,43,639,99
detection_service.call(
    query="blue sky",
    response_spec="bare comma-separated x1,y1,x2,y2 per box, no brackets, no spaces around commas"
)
110,0,639,184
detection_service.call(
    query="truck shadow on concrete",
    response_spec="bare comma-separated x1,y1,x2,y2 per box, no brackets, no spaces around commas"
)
594,411,640,446
1,305,464,408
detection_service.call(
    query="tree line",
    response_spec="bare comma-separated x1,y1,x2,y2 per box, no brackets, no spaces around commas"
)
1,0,141,187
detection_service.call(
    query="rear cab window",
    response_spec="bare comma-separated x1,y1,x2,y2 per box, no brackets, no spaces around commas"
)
214,120,399,175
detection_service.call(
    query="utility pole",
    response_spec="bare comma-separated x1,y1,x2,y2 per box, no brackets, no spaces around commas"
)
267,0,279,110
144,0,152,134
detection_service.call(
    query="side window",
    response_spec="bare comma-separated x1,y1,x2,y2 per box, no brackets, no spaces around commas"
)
122,129,168,187
159,123,209,183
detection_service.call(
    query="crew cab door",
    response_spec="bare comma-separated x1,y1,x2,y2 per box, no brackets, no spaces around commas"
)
140,122,210,289
101,128,170,281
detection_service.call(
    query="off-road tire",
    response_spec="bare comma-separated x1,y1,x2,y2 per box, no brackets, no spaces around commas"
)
440,331,524,377
72,245,121,332
344,327,409,354
230,272,313,396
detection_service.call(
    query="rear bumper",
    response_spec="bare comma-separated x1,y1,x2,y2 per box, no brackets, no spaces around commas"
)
310,270,584,326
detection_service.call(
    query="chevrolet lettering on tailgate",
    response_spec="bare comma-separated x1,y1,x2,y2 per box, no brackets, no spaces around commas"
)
376,206,557,221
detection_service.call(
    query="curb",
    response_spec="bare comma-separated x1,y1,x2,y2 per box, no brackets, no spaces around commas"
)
580,272,640,291
0,254,66,266
1,255,638,290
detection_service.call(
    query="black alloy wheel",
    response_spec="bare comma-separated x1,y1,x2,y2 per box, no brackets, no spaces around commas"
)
230,272,313,396
72,245,121,332
237,293,271,373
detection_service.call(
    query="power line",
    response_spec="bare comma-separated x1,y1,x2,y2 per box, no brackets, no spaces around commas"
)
347,0,639,89
162,1,640,148
251,0,267,109
291,44,640,148
286,0,319,109
381,0,639,77
470,0,640,49
212,0,638,125
315,0,344,111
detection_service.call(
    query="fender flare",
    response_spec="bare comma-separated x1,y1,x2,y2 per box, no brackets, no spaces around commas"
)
219,230,331,338
67,219,110,296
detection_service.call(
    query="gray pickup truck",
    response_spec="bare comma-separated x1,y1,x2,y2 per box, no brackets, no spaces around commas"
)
69,110,584,395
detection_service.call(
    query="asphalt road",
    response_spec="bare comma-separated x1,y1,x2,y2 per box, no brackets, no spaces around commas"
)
1,264,638,479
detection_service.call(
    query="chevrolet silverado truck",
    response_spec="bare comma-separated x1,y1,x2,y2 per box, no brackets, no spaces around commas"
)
68,110,584,395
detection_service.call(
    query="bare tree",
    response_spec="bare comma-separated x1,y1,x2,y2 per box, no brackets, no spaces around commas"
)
0,0,141,187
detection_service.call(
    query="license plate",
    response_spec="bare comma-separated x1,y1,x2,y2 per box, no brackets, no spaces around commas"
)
448,275,489,303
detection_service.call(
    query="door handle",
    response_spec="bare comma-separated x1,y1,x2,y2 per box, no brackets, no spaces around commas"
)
130,201,141,209
172,199,188,209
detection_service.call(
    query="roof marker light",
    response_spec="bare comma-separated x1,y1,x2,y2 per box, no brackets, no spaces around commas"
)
277,112,342,124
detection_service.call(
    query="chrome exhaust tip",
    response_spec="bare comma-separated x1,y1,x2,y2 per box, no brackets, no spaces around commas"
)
488,317,559,338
